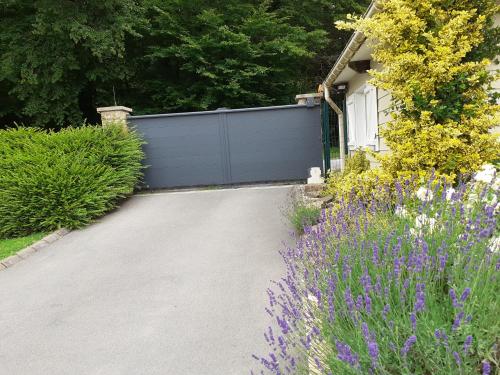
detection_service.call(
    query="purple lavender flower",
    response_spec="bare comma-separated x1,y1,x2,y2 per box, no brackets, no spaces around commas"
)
327,294,335,322
374,275,382,295
278,336,287,356
460,288,471,302
393,257,402,279
401,335,417,357
372,242,380,266
414,283,426,312
463,335,472,355
382,304,390,320
367,341,379,368
336,341,359,367
434,328,452,351
365,294,372,314
449,288,459,308
384,286,390,299
345,288,355,316
439,253,448,272
361,322,370,341
276,316,290,335
482,361,491,375
434,329,441,340
342,259,351,281
453,351,461,366
452,311,465,331
360,271,373,294
356,295,363,311
410,312,417,331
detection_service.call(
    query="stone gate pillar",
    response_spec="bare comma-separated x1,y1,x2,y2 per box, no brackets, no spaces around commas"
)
96,106,132,129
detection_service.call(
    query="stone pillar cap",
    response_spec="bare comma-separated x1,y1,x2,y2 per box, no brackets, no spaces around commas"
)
295,93,323,100
96,106,133,114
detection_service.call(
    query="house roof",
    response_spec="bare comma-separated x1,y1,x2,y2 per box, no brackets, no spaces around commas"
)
323,1,380,87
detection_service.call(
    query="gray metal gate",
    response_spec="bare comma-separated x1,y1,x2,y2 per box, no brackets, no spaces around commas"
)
129,104,322,189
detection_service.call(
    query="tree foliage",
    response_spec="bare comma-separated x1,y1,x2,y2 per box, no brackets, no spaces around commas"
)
0,0,369,128
338,0,500,183
0,0,143,128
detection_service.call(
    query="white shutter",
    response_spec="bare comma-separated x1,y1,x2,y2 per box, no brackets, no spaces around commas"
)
365,85,378,148
354,92,367,147
346,96,356,147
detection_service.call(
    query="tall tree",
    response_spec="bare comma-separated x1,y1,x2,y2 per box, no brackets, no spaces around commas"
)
0,0,144,128
114,0,328,114
273,0,371,89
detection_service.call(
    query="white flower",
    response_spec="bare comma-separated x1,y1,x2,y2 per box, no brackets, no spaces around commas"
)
467,191,479,204
307,294,318,304
482,164,496,172
483,193,498,207
415,214,437,232
416,187,434,202
488,236,500,254
445,187,456,201
474,164,496,184
395,206,409,218
409,228,421,237
492,177,500,192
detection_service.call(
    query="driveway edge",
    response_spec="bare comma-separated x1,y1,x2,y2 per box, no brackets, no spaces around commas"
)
0,228,70,271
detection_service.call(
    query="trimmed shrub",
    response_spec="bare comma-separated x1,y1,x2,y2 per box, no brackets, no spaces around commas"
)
0,125,144,238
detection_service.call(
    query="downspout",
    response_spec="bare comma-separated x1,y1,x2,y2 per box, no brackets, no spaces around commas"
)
322,84,346,171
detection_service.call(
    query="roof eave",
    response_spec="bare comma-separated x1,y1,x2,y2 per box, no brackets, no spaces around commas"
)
322,1,380,88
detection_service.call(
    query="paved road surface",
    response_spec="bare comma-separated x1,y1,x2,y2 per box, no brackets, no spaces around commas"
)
0,186,292,375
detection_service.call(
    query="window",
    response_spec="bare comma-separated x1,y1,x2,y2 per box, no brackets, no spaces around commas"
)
346,84,378,150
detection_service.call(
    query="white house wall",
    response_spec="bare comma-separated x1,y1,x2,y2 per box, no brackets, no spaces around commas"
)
489,13,500,135
488,13,500,95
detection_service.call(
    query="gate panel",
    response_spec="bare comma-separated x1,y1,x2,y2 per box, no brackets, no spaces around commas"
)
130,113,226,189
226,106,322,183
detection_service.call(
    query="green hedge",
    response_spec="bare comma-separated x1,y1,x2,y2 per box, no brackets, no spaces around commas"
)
0,125,144,238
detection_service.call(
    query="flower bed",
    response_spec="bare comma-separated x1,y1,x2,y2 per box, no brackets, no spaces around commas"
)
253,166,499,374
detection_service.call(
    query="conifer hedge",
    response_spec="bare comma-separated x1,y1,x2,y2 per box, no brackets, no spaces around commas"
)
0,125,144,238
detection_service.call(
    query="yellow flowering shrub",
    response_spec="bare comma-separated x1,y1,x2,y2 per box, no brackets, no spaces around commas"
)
335,0,499,184
323,150,394,202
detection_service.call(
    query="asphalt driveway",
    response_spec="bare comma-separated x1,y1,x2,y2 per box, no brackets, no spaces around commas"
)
0,185,292,375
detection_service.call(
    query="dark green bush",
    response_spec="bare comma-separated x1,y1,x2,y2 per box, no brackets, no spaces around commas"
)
0,125,144,238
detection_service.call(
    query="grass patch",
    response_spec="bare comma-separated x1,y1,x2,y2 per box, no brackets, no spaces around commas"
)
0,232,46,260
286,188,321,234
289,204,321,234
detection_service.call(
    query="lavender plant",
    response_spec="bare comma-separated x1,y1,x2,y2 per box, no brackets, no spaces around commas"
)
253,169,499,374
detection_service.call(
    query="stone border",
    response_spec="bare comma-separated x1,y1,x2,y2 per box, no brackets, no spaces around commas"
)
298,183,333,209
0,228,70,271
